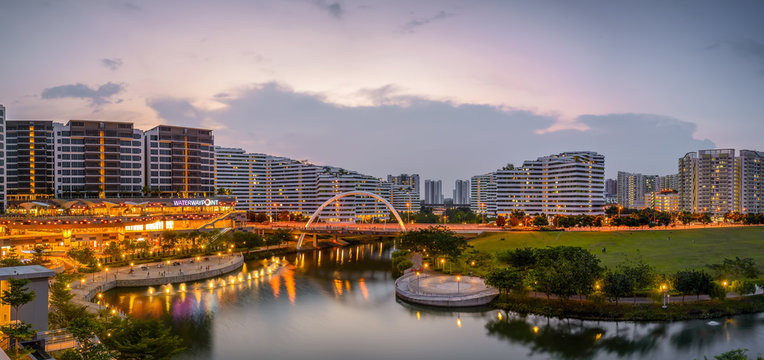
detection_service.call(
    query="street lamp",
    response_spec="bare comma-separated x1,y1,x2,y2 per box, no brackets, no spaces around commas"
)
440,258,445,270
456,275,461,294
661,284,668,309
416,271,421,294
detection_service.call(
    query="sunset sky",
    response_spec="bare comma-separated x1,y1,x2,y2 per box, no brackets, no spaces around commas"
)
2,0,763,193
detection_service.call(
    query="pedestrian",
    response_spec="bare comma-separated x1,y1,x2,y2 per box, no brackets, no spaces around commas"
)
148,271,150,278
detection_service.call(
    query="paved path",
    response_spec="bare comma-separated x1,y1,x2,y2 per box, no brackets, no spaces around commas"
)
68,253,244,314
75,253,241,284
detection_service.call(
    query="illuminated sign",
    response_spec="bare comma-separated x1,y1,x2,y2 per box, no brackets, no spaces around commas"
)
172,199,220,207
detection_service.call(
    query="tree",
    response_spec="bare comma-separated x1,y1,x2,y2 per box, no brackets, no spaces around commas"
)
531,246,603,300
495,216,506,227
216,187,232,195
706,257,759,281
496,248,536,270
674,270,713,303
0,278,37,353
463,250,493,269
277,210,291,222
66,247,96,266
159,230,178,252
602,271,633,305
49,279,90,330
31,246,47,265
485,268,523,296
266,229,291,248
104,241,122,259
60,316,113,360
618,259,656,304
532,215,549,227
677,211,694,225
605,206,619,218
101,318,185,360
1,245,23,267
232,231,264,250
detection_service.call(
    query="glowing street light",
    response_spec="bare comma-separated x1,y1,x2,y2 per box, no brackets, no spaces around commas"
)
456,275,461,294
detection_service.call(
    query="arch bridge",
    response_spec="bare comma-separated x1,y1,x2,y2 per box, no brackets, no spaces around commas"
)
296,191,406,249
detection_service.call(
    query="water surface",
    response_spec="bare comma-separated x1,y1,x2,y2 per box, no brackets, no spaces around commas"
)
102,243,764,359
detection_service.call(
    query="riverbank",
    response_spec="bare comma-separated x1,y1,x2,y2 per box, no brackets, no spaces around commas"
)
69,253,245,313
491,292,764,321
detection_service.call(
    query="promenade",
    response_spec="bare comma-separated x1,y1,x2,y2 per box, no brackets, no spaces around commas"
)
68,253,244,313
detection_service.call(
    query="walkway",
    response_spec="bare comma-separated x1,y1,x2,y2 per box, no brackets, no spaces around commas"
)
68,253,244,313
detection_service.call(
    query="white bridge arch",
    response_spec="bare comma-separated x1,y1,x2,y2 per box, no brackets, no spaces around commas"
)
296,191,406,249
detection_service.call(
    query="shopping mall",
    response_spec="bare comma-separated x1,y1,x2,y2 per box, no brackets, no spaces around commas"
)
0,197,242,255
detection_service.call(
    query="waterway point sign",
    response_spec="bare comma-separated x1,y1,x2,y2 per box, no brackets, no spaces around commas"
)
172,199,220,207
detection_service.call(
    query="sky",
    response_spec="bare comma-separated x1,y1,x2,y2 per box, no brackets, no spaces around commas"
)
1,0,763,196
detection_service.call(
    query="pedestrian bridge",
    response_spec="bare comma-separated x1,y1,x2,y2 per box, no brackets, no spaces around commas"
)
296,191,406,249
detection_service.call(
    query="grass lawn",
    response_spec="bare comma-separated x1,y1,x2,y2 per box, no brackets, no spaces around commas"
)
470,226,764,274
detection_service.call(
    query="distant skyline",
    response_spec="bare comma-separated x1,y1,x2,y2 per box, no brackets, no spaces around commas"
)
2,0,763,194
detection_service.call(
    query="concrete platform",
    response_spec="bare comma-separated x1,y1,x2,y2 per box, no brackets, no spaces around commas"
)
395,270,499,307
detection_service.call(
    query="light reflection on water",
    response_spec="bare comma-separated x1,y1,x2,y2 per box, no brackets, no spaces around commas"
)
101,243,764,360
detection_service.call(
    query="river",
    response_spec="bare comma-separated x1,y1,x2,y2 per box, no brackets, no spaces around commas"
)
101,243,764,359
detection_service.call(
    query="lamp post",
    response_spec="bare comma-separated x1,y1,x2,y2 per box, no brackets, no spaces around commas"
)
661,284,668,309
456,275,461,294
416,271,421,294
406,203,411,223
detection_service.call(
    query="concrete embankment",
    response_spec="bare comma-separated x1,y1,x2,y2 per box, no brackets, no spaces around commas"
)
70,254,245,313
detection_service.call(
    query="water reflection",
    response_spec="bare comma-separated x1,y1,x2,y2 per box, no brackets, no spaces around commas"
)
100,243,764,360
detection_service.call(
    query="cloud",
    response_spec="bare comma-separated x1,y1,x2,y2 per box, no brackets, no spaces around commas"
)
403,11,455,33
312,0,343,20
705,39,764,72
101,58,123,71
147,82,715,187
146,98,206,129
41,82,125,106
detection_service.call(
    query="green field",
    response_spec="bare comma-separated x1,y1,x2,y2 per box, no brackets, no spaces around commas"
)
470,226,764,274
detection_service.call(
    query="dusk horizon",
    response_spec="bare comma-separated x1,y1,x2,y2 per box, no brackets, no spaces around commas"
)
3,0,763,194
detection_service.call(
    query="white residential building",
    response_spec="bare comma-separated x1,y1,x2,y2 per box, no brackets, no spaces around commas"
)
214,147,419,222
495,151,606,216
470,173,497,216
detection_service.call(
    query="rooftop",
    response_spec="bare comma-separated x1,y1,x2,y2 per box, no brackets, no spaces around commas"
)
0,265,55,280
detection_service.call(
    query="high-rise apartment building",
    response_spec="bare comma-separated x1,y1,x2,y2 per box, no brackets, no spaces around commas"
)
424,179,443,204
144,125,214,197
0,105,5,211
678,152,698,212
453,179,470,205
4,120,55,201
53,121,144,198
616,171,658,209
658,174,679,192
644,190,680,213
494,151,605,216
470,173,497,215
738,150,763,214
387,174,420,196
214,147,419,220
389,184,421,214
678,149,763,215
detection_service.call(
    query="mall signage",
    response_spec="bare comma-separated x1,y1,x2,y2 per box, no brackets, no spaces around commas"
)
173,199,220,207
